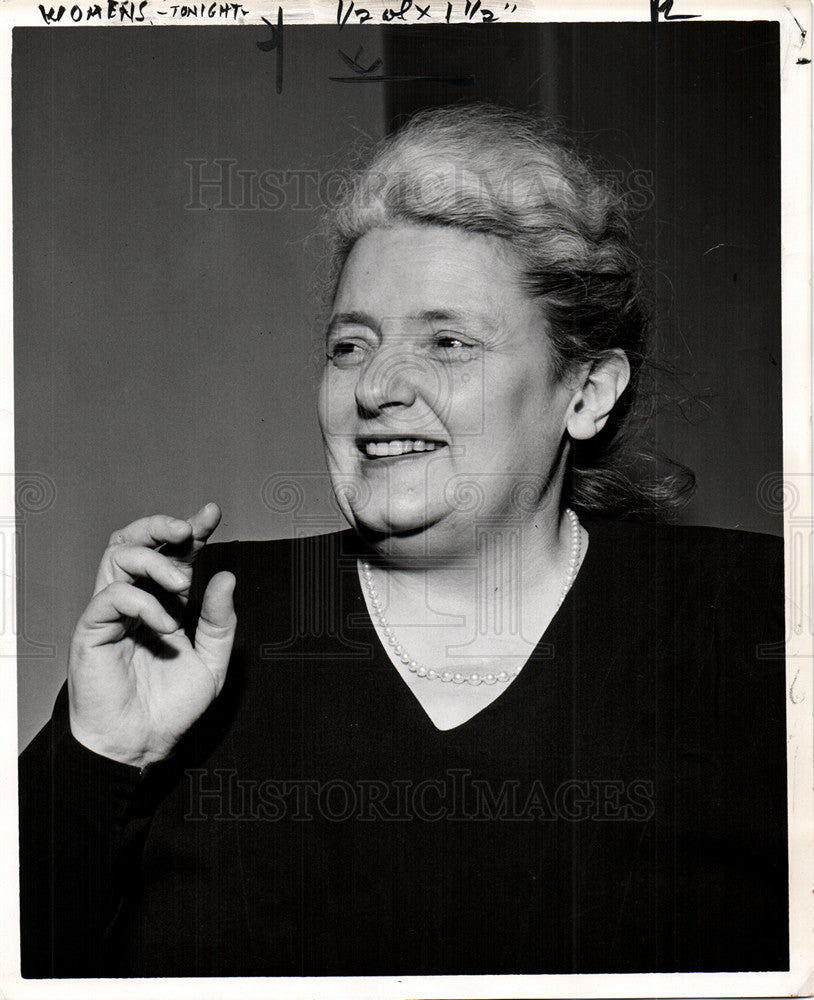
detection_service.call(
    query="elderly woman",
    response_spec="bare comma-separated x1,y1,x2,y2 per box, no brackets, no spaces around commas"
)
19,105,787,978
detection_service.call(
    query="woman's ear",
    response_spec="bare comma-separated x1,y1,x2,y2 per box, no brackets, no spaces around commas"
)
565,350,631,441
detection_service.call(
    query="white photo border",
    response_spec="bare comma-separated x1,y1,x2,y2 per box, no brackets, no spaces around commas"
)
0,2,811,997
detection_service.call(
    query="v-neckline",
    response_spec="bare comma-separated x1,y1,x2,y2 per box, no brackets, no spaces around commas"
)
348,525,595,734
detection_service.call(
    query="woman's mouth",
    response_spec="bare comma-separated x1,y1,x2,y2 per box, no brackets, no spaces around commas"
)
359,438,446,458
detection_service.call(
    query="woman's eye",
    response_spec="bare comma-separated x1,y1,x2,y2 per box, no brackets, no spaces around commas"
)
327,341,367,367
432,334,475,359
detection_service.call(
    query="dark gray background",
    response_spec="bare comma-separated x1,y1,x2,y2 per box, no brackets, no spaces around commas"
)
15,22,782,749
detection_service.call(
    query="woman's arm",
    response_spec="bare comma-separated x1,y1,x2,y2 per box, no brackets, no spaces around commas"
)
19,687,154,977
18,504,236,977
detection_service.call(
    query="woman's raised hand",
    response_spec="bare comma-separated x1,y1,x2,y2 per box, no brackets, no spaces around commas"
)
67,502,236,768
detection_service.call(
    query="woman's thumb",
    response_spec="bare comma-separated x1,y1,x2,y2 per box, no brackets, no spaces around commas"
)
194,571,237,694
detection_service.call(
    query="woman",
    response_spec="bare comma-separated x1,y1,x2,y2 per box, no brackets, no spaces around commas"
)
19,104,788,978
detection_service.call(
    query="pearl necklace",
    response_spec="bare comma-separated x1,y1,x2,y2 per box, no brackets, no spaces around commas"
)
360,508,581,687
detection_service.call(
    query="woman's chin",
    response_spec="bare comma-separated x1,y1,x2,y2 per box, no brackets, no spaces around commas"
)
348,507,485,564
346,501,446,545
353,513,435,540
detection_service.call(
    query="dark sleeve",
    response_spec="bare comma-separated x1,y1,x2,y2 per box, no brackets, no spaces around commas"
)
18,685,149,977
18,542,227,978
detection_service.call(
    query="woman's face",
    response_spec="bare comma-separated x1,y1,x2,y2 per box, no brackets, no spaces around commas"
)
318,224,578,551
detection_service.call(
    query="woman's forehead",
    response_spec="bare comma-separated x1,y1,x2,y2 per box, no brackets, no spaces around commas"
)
333,223,533,319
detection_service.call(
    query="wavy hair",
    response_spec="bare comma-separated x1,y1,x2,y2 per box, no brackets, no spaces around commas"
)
326,103,695,517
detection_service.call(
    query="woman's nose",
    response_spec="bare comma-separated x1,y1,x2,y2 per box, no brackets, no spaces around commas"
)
354,347,420,416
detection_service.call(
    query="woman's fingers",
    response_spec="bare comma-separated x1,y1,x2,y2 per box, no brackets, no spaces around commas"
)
105,504,220,553
78,581,179,643
193,572,237,695
106,513,195,550
150,502,222,565
186,502,222,543
94,545,192,596
94,503,222,592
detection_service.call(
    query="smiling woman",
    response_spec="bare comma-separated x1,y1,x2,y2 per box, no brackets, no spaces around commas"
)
18,103,788,978
319,222,630,729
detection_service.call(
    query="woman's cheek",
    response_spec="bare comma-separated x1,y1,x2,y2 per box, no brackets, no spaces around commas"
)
317,371,356,442
444,362,487,433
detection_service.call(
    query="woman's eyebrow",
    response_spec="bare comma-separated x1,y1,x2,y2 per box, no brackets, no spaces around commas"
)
326,309,495,338
412,309,496,333
326,311,378,336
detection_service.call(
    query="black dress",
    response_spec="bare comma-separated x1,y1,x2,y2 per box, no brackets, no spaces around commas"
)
19,518,789,977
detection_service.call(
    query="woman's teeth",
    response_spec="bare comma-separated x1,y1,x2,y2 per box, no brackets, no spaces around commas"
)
364,440,438,457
